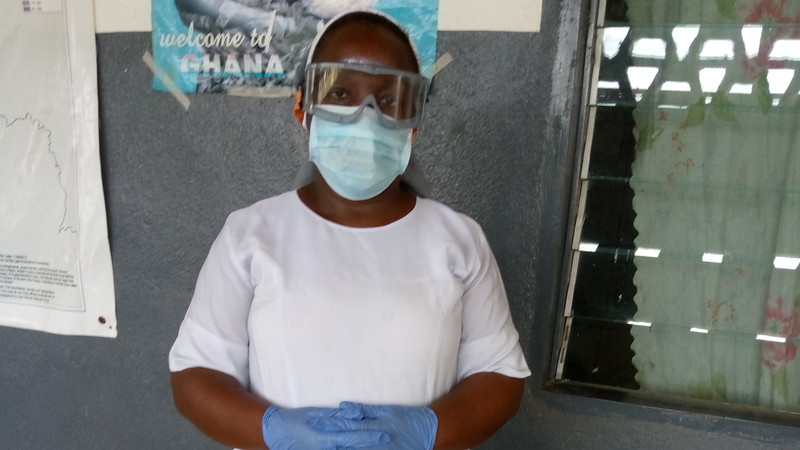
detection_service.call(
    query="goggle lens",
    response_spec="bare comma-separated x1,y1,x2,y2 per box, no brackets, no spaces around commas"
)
304,63,429,129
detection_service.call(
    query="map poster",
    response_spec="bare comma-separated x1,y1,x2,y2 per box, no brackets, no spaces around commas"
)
0,0,117,338
151,0,439,94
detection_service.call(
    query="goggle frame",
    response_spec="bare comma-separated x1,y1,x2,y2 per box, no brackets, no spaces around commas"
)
303,62,430,130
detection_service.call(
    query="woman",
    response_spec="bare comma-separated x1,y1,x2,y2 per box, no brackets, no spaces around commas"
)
169,9,530,450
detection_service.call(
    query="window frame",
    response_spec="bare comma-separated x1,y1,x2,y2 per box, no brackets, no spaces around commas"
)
545,0,800,430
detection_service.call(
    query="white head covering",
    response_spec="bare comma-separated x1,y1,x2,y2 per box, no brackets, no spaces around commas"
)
305,9,422,68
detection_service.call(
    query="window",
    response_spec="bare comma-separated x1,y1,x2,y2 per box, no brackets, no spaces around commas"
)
554,0,800,423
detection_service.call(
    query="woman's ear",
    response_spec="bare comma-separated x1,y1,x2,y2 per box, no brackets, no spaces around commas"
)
411,128,419,143
293,88,306,129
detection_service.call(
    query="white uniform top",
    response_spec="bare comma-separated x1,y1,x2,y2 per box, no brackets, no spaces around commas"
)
169,191,530,408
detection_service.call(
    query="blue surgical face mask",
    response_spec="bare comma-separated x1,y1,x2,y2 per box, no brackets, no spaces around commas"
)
309,105,412,201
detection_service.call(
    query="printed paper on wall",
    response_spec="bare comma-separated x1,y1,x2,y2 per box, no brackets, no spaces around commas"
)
0,0,116,337
151,0,439,94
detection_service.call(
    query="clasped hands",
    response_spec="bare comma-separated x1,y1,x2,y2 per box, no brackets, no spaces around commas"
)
262,402,438,450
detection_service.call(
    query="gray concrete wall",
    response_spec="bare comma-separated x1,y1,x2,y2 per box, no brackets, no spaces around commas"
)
1,0,798,448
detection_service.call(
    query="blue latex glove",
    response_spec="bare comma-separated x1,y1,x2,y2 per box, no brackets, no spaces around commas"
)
310,402,438,450
262,405,390,450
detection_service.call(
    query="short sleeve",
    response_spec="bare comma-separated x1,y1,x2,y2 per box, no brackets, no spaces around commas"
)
168,216,254,387
456,228,531,381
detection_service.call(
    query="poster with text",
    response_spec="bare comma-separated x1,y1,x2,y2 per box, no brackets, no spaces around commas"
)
0,0,117,338
152,0,439,94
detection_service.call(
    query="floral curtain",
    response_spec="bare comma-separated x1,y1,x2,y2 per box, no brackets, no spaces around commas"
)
627,0,800,411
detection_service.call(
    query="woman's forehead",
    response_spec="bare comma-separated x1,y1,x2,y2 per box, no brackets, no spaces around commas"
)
311,22,418,72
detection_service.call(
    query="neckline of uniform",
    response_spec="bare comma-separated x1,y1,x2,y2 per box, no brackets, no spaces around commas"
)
292,190,420,231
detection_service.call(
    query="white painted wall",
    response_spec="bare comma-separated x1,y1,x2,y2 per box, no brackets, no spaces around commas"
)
94,0,152,33
93,0,541,33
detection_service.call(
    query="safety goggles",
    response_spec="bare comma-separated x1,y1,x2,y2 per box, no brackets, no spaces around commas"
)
304,62,429,129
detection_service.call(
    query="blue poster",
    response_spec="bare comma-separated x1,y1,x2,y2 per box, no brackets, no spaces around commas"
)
151,0,439,94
